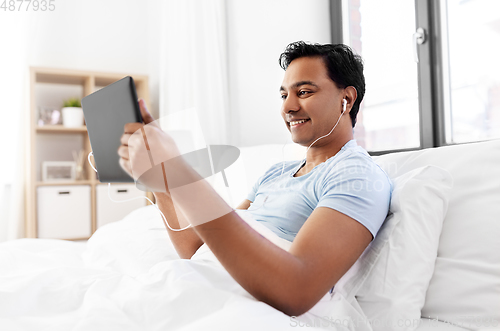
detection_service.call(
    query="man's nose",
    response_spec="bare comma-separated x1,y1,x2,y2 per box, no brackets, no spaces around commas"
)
282,95,300,113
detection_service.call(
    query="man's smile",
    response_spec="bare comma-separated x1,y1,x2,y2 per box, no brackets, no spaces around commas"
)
289,118,310,128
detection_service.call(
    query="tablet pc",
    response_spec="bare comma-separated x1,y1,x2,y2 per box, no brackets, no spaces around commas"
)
81,76,143,183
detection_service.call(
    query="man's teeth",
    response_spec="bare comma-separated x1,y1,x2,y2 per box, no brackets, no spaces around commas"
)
290,119,309,126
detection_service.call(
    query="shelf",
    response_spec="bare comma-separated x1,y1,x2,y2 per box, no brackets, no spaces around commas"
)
36,125,87,133
35,72,88,85
97,182,138,185
36,180,93,187
27,67,152,240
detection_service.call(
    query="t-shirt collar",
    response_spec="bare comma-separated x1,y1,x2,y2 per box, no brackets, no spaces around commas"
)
293,139,358,176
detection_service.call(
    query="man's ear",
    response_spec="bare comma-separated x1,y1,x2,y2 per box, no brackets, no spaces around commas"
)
344,86,358,114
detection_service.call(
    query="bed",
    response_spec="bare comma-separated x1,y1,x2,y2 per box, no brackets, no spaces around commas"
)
1,139,499,331
0,206,372,331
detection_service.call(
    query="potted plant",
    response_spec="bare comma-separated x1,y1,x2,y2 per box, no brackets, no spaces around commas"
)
62,98,84,127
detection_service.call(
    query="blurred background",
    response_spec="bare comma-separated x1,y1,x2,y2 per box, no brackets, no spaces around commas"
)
1,0,499,241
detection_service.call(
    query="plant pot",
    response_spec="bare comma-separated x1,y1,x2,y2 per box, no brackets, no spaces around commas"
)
62,107,84,127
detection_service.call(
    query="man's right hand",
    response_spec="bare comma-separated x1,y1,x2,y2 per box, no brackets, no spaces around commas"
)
118,99,181,193
118,100,204,257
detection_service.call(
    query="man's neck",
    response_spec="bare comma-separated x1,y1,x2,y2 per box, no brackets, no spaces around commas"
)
302,136,353,172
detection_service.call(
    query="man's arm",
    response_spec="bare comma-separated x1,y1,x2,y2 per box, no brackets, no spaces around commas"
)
165,165,372,316
235,199,251,210
154,196,251,259
154,192,204,259
194,207,371,316
119,100,372,316
154,197,250,258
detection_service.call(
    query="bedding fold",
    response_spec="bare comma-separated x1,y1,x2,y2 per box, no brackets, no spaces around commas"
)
0,206,371,331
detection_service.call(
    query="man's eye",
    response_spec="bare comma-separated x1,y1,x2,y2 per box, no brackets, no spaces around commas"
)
299,90,310,96
280,94,287,100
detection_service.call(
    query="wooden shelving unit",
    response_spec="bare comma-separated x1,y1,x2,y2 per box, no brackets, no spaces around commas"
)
36,125,88,133
26,67,153,239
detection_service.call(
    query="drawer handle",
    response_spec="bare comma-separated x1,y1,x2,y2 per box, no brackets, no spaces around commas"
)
58,191,70,195
117,189,128,193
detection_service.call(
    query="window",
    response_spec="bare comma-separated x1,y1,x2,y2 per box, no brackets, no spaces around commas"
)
332,0,500,153
440,0,500,144
343,0,420,152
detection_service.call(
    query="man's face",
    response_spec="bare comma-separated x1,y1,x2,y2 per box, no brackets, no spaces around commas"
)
280,56,345,147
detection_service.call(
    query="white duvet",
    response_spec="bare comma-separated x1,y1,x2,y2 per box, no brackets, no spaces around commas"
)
0,206,372,331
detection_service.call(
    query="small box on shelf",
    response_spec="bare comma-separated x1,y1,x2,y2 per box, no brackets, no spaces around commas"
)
42,161,76,182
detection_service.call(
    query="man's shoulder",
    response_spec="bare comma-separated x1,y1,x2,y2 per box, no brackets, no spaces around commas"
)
325,145,374,171
324,146,392,186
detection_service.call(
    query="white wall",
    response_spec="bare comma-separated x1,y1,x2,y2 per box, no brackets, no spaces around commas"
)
26,0,162,118
226,0,331,147
24,0,330,146
26,0,164,177
14,0,333,167
0,0,332,239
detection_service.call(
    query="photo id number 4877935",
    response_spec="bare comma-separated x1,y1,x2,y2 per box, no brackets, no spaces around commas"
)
1,0,55,11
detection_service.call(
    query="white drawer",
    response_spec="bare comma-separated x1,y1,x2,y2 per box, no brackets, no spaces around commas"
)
37,185,91,239
96,184,146,229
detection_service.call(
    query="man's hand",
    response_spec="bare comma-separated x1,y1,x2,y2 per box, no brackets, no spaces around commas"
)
118,99,181,192
118,99,205,257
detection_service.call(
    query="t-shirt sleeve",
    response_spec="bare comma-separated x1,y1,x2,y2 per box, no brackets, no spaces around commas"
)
246,176,260,202
316,156,392,239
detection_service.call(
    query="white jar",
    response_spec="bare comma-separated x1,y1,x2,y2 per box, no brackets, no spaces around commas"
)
62,107,84,127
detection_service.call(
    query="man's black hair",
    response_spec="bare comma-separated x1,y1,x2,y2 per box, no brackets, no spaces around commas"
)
279,41,365,128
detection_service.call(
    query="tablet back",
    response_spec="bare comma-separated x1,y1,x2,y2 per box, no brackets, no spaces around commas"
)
81,76,142,183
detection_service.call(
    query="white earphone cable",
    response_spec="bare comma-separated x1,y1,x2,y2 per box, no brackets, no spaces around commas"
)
250,99,347,211
87,151,191,232
303,100,346,158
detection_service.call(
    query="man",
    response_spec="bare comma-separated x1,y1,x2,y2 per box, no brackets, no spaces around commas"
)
118,41,392,317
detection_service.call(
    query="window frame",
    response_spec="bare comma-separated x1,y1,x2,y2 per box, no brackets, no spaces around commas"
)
330,0,460,155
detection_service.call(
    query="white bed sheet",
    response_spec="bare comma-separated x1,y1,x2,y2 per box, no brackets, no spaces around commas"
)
415,318,470,331
0,206,372,331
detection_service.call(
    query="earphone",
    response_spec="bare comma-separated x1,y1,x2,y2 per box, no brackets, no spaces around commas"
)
305,98,347,157
250,98,348,211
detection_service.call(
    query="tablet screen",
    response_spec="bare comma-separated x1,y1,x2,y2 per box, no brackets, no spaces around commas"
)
81,76,143,183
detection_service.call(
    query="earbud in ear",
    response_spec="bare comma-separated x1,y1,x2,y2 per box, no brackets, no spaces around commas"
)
342,99,347,113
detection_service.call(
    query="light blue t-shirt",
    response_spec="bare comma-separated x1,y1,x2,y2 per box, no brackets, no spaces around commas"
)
246,140,392,242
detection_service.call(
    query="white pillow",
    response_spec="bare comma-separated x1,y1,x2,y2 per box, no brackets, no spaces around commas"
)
373,139,500,329
350,165,453,331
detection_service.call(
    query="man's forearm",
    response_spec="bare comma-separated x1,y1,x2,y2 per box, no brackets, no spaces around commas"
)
162,160,308,315
154,192,204,259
